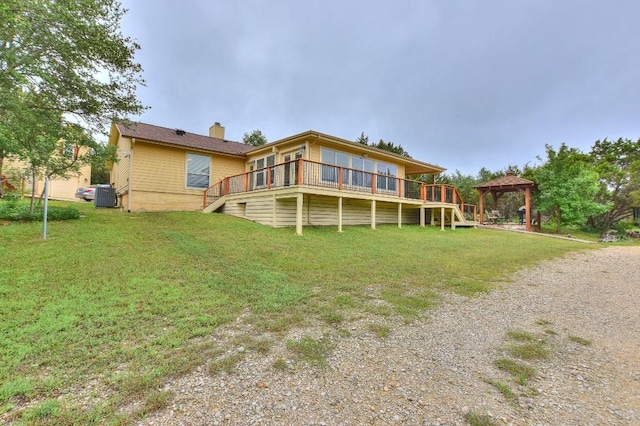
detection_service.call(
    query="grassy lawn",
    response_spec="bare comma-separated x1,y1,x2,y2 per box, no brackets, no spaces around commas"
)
1,201,598,424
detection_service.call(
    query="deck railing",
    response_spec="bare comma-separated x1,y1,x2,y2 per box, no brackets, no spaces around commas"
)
204,159,477,221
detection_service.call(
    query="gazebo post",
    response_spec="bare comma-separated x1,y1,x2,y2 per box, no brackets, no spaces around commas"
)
473,173,537,230
479,190,486,224
525,186,532,232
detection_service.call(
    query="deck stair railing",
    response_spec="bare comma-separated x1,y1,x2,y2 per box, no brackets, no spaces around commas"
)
204,159,477,222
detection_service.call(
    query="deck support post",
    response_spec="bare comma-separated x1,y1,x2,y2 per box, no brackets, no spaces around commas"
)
420,207,425,227
371,200,376,230
451,207,456,230
296,193,303,236
440,207,445,231
338,197,343,233
272,194,277,227
397,203,402,228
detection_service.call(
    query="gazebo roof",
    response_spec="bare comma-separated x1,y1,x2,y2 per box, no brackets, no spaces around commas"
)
473,173,535,190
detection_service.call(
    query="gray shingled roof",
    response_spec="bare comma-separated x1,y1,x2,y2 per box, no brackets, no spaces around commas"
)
116,122,254,156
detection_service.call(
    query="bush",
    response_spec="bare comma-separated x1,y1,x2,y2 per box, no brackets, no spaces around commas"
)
0,203,80,222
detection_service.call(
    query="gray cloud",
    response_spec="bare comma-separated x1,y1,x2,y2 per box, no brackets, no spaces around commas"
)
121,0,640,174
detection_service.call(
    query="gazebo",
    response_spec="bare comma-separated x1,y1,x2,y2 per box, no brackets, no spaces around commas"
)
473,172,537,231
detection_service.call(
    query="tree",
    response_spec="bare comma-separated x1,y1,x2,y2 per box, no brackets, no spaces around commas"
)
532,144,611,233
356,132,369,145
372,139,412,158
0,0,146,133
242,129,268,147
587,138,640,228
353,132,412,157
435,170,479,205
0,0,146,201
2,92,110,211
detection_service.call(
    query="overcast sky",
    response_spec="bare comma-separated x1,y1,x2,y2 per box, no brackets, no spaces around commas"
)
119,0,640,175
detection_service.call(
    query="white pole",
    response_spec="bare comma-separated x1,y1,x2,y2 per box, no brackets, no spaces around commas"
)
43,177,49,240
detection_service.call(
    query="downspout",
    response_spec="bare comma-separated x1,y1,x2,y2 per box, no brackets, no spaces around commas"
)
128,138,135,212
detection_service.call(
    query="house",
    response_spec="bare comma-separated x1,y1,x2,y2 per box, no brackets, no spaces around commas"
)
2,153,91,201
109,121,476,234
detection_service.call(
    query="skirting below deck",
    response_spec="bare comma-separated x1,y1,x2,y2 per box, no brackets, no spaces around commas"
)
207,186,474,234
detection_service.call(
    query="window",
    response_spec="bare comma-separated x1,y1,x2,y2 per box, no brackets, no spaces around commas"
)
186,153,210,189
321,148,350,184
253,154,275,188
376,162,397,191
351,156,375,188
322,148,396,190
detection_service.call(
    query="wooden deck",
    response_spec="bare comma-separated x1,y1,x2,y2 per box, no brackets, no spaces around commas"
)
203,159,477,234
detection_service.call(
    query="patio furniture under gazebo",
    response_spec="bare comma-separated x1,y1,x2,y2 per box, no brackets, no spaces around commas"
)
473,171,538,231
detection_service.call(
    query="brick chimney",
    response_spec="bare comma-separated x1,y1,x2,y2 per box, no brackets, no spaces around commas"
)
209,122,225,139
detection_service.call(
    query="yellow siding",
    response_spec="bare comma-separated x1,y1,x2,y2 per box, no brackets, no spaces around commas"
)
402,206,421,224
212,155,245,183
130,190,203,212
111,135,131,195
220,192,422,228
116,140,245,212
307,196,339,225
245,141,310,167
308,144,322,163
132,143,190,193
274,197,308,227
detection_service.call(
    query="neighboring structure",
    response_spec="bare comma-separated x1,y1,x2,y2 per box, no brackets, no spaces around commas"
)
109,121,476,234
2,155,91,201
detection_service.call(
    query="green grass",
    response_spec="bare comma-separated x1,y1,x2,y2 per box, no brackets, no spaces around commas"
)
509,342,550,360
369,323,391,338
208,354,245,374
285,335,335,367
493,358,536,385
568,335,592,346
506,330,537,342
464,409,496,426
272,358,289,371
484,379,518,406
0,200,595,423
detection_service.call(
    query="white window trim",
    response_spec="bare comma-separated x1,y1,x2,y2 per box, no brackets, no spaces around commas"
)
185,152,211,190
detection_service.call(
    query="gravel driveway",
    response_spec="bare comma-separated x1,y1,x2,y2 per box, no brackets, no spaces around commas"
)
140,246,640,425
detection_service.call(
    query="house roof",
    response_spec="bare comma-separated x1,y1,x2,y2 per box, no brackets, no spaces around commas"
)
115,122,254,157
113,122,445,175
473,173,535,189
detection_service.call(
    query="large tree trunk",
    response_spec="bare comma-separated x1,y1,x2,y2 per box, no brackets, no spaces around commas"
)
555,208,562,234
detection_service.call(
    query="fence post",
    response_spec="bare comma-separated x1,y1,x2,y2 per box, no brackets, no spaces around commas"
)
267,167,271,190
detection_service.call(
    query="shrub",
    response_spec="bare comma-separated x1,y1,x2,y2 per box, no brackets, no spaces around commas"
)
0,204,80,221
